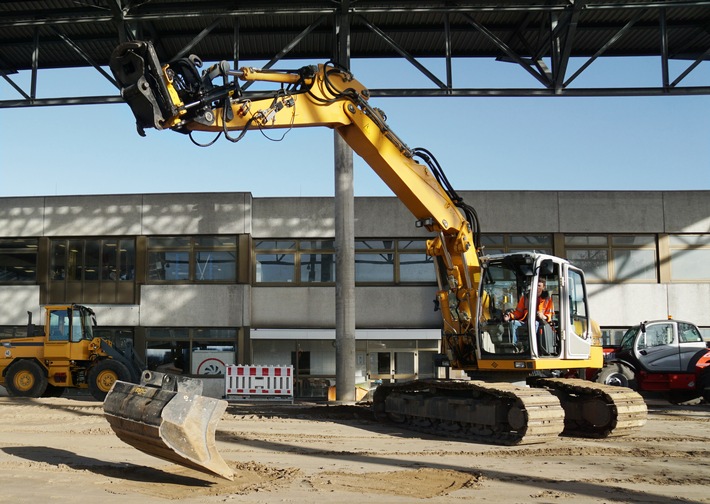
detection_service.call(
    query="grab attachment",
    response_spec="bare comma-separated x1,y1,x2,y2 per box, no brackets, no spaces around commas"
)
103,370,233,480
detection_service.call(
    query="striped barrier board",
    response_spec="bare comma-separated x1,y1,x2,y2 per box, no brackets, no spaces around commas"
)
225,365,294,402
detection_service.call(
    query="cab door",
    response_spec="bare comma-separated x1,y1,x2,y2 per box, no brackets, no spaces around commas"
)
562,265,593,360
636,321,681,372
43,308,72,361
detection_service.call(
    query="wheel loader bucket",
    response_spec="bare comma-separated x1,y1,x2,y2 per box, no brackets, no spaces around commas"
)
103,370,233,481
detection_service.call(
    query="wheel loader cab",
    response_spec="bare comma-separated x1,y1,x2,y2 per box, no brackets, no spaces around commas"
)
44,305,96,361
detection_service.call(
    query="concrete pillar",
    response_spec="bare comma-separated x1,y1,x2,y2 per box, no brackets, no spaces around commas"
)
335,134,356,402
334,1,356,403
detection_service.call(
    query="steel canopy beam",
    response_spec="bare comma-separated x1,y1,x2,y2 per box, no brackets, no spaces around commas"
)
1,1,710,108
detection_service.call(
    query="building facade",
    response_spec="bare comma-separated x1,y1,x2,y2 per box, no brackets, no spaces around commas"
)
1,190,709,398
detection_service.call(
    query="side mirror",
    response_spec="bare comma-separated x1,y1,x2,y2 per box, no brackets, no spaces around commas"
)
540,260,555,276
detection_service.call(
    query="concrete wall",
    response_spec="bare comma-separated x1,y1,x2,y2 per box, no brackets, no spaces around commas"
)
253,196,435,239
588,282,710,327
0,286,41,325
0,197,46,237
251,285,439,328
141,193,251,235
663,191,710,233
253,198,334,237
140,284,250,327
462,191,560,233
0,193,252,237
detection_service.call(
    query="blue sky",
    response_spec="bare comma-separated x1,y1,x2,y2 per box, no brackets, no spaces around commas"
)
1,55,708,198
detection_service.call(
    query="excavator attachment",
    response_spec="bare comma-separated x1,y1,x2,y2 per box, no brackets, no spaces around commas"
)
103,370,233,480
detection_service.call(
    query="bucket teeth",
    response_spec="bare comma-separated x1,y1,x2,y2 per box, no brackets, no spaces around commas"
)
103,371,233,481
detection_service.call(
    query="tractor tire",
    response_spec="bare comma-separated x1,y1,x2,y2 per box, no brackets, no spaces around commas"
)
88,359,132,401
597,362,638,390
699,370,710,404
667,391,701,405
5,360,48,398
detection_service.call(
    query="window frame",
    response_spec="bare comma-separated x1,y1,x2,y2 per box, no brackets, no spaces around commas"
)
668,234,710,282
480,234,553,256
146,235,238,284
253,238,436,286
0,238,38,284
564,234,657,283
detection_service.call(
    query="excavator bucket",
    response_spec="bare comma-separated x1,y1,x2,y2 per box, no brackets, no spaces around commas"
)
103,370,233,480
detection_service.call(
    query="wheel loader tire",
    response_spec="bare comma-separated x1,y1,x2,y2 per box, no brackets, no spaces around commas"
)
597,363,637,390
88,359,132,401
5,360,48,398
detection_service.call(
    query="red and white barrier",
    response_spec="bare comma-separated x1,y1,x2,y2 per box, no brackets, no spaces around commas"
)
225,365,294,402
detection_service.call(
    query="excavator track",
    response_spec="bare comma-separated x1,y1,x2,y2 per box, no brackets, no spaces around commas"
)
372,379,565,445
529,377,647,438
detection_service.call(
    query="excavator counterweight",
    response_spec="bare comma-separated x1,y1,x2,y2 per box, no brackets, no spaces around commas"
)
103,371,233,480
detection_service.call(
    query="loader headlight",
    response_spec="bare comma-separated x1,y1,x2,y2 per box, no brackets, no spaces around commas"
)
514,361,527,368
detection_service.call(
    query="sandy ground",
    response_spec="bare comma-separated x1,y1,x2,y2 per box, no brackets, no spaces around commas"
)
0,390,708,504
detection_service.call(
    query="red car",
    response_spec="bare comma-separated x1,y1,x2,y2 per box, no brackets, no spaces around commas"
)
594,319,710,404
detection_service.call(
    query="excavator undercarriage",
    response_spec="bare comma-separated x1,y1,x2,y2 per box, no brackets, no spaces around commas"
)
373,378,647,445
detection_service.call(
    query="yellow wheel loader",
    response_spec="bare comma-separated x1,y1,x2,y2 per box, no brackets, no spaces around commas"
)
0,304,141,400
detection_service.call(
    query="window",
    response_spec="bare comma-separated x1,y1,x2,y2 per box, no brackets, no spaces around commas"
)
147,236,237,282
565,235,656,282
568,268,589,338
668,235,710,281
49,238,136,304
356,239,435,284
300,240,335,283
255,240,297,283
51,238,135,282
395,240,435,283
254,239,434,285
0,238,37,283
480,234,553,256
642,323,674,348
146,327,237,376
94,328,135,356
356,240,394,282
678,322,703,343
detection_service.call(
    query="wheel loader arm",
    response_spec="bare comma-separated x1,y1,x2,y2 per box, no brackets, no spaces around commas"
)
110,41,482,338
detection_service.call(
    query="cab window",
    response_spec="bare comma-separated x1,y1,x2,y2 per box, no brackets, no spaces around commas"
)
678,322,703,343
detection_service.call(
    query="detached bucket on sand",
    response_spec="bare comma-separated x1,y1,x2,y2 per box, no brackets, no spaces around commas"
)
103,370,233,480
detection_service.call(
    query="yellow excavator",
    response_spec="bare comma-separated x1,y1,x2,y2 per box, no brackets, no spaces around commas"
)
107,40,647,477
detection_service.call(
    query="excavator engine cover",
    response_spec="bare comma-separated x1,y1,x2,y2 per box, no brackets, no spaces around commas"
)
103,370,233,480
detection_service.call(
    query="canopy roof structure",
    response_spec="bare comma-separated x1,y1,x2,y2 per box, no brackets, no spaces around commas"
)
2,0,710,107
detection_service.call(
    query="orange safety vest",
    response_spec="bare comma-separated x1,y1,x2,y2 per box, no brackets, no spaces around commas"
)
510,293,554,323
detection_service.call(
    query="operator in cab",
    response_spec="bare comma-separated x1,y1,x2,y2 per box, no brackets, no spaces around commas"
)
503,279,554,345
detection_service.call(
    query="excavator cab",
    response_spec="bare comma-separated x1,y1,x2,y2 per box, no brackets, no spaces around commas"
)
476,252,595,365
